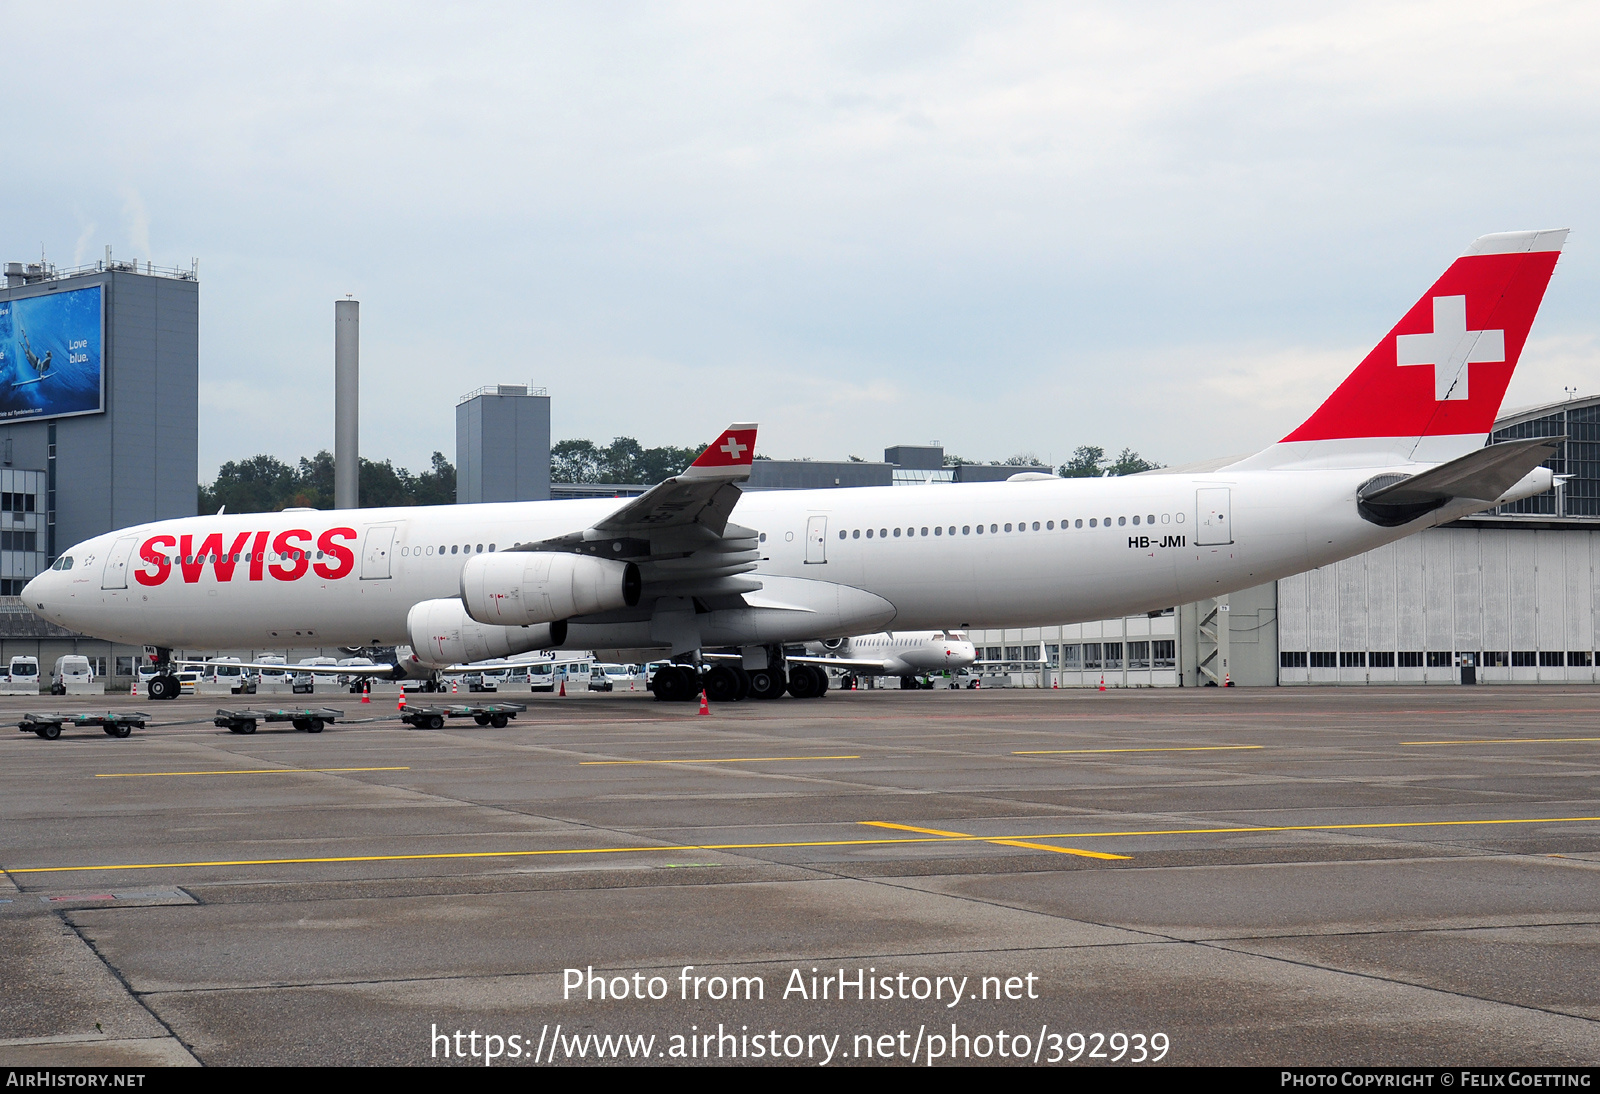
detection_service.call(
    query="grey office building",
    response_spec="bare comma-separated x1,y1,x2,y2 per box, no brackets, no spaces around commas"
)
456,385,551,504
0,258,198,593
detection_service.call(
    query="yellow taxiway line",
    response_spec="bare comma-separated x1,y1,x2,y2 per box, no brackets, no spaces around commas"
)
1402,737,1600,746
861,820,1129,860
9,815,1593,876
579,756,860,766
94,767,412,778
1013,745,1264,756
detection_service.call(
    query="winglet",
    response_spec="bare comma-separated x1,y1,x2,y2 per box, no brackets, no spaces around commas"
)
681,423,758,481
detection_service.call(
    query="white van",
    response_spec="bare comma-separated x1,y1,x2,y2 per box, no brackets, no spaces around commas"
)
293,656,338,694
8,656,40,686
50,655,95,695
207,657,255,694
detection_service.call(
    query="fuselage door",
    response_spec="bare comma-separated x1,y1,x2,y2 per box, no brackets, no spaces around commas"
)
1195,488,1233,546
100,535,138,590
360,525,397,580
805,515,828,564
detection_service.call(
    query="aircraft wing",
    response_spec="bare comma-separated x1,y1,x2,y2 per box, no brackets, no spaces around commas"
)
785,654,904,673
177,659,401,678
515,424,764,603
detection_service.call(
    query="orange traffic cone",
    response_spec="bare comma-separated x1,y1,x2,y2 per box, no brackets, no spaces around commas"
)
361,682,370,704
451,678,458,694
559,678,567,697
1225,672,1233,687
698,689,709,715
1052,678,1059,689
1098,674,1106,692
129,679,137,696
398,691,407,711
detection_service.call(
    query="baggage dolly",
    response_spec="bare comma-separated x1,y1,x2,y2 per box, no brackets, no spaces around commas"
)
19,711,150,740
213,707,342,735
400,701,527,730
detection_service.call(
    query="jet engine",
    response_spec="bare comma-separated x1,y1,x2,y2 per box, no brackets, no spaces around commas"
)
460,551,641,626
406,598,567,667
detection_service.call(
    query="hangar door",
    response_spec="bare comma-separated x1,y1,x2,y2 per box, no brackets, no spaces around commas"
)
1195,488,1233,546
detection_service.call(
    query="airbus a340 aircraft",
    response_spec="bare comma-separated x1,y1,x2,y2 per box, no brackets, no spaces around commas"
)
26,230,1568,702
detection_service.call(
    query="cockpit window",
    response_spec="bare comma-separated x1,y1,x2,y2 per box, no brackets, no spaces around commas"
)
51,556,73,571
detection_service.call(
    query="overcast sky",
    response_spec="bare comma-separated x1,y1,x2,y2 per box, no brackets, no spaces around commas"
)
5,2,1598,478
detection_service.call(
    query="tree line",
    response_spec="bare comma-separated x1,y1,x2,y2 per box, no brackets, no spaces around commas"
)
198,452,456,515
197,437,1161,514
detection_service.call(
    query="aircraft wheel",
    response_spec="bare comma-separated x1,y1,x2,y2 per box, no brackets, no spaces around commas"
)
39,723,60,740
490,714,508,728
746,668,785,700
702,665,742,703
786,666,819,699
651,665,692,702
149,675,173,701
428,715,445,730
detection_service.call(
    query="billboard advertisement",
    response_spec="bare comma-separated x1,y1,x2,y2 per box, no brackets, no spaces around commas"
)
0,284,104,422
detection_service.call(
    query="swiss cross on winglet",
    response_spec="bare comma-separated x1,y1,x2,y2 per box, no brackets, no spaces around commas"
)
682,423,758,481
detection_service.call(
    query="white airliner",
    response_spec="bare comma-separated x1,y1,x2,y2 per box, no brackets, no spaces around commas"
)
26,231,1567,703
789,632,978,689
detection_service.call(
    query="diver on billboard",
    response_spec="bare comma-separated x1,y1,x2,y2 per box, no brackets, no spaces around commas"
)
12,328,51,388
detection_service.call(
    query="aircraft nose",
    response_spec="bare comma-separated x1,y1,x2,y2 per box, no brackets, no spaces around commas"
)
21,570,46,606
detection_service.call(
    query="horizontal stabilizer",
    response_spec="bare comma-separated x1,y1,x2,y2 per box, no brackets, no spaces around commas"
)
1357,437,1558,526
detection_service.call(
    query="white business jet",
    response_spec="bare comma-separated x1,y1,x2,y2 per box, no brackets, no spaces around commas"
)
787,631,977,691
27,231,1568,705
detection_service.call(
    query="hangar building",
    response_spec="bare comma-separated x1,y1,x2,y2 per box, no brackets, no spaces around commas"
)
970,395,1600,688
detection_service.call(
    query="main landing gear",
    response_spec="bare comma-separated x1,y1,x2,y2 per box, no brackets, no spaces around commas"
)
649,660,828,702
146,648,182,700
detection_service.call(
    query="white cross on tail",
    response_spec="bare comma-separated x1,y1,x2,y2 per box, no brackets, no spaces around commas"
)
1395,295,1505,402
720,437,747,460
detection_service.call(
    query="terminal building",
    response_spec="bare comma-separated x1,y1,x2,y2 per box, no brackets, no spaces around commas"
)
743,444,1053,490
0,255,199,680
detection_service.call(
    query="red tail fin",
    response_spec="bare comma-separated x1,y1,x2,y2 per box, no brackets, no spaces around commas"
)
682,423,758,480
1279,230,1566,462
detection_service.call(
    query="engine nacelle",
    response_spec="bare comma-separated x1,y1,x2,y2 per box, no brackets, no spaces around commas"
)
406,598,567,667
460,551,641,626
